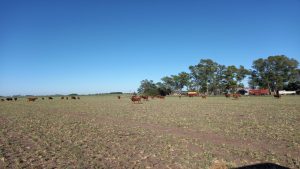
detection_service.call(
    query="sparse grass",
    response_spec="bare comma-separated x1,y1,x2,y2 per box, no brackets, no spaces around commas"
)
0,95,299,168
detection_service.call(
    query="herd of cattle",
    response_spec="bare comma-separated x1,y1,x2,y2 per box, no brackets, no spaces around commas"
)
0,92,283,103
1,96,81,102
128,95,165,104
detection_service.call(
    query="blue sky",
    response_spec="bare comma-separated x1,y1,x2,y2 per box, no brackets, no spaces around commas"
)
1,0,300,96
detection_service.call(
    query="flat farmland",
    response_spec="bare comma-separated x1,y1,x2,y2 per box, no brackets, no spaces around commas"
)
0,96,299,168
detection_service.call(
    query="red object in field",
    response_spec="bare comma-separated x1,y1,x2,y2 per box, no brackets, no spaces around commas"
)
249,89,269,95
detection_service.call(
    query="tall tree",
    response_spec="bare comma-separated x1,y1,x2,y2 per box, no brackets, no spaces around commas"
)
223,65,238,93
236,65,250,87
189,59,218,93
137,79,158,96
252,55,299,92
161,76,176,92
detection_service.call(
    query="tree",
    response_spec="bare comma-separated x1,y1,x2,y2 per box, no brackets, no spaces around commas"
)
252,55,299,92
156,82,172,96
161,76,176,92
189,59,218,94
223,65,238,93
172,72,190,93
236,65,250,86
137,79,159,96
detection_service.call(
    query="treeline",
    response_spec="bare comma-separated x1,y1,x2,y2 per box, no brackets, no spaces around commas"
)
138,55,299,96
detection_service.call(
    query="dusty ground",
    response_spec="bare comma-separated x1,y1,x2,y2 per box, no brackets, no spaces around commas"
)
0,95,299,168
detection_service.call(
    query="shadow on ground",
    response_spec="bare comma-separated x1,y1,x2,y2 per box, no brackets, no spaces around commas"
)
232,163,290,169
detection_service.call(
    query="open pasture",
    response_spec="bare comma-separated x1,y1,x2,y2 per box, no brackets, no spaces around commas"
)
0,96,299,168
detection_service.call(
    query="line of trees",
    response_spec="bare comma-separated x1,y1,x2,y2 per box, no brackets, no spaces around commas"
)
138,55,299,96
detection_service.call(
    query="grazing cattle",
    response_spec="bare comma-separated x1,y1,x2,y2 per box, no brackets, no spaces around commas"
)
66,97,68,100
48,97,53,100
157,95,165,99
131,96,142,104
1,99,5,101
232,93,239,100
61,96,64,99
225,94,231,98
117,96,121,99
28,97,38,102
274,94,281,99
201,94,207,99
274,90,281,99
188,92,198,97
77,96,80,100
141,95,149,101
14,98,17,101
179,95,182,99
42,97,45,100
6,98,13,101
71,96,76,100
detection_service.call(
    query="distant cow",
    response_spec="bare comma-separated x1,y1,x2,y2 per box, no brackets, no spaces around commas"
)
157,95,165,99
117,96,121,99
42,97,45,100
274,90,281,99
28,97,38,102
179,95,182,99
61,96,64,99
1,99,4,102
232,93,239,100
71,96,76,100
66,97,68,100
141,95,149,101
77,96,80,99
48,97,53,100
6,98,13,101
14,98,17,101
225,94,231,98
201,95,207,99
131,96,142,104
151,96,155,99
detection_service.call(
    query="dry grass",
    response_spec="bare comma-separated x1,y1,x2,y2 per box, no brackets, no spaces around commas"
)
0,95,299,168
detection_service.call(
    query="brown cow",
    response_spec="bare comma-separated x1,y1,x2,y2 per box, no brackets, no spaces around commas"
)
42,97,45,100
61,96,64,99
141,95,149,101
66,97,68,100
48,97,53,100
201,94,207,99
179,95,182,99
28,97,38,102
131,96,142,104
14,98,17,101
1,99,4,102
71,96,76,100
117,96,121,99
157,95,165,99
225,94,231,98
77,96,80,100
232,93,239,100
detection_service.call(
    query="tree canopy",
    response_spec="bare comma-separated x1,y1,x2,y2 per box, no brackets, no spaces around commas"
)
137,55,299,95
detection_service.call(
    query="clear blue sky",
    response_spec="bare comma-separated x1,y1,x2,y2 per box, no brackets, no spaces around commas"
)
1,0,299,96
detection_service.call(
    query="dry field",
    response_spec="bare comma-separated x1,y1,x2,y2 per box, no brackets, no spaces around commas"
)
0,95,299,168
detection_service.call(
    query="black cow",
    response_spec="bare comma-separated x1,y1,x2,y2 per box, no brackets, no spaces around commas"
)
6,98,13,101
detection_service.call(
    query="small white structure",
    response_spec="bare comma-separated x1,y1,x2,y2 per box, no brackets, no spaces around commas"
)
279,90,296,95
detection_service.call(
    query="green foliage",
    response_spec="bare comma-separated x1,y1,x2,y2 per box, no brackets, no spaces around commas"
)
137,79,159,96
251,55,299,92
137,55,298,95
109,92,123,94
